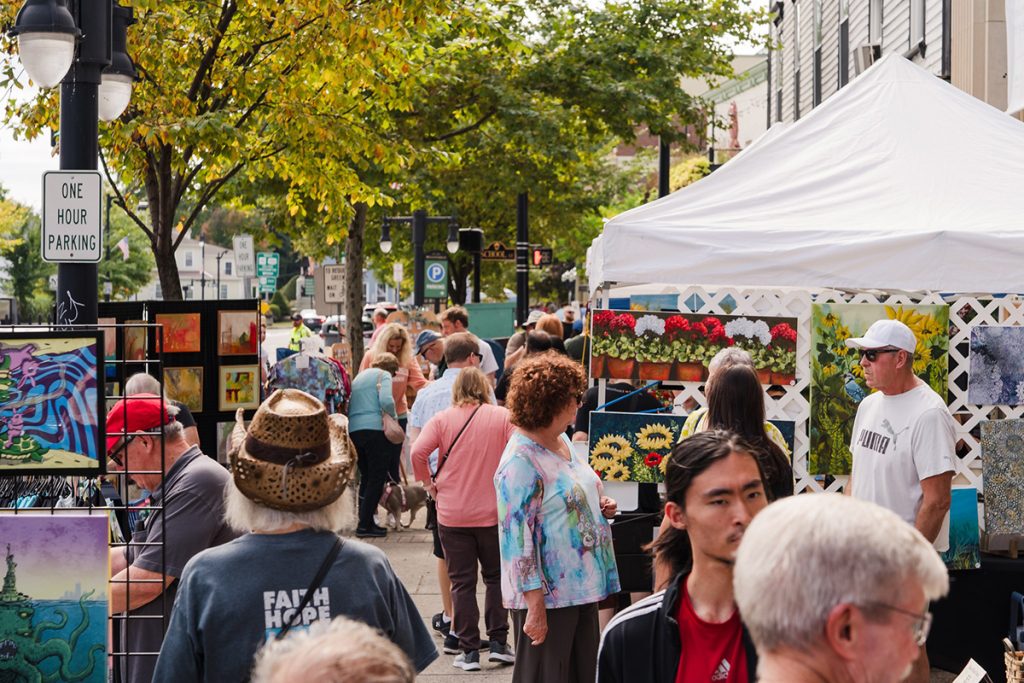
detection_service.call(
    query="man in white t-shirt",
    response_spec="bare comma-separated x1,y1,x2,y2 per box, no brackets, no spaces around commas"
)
845,318,954,683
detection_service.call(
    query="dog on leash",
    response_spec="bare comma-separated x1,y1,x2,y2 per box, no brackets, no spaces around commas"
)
378,481,429,531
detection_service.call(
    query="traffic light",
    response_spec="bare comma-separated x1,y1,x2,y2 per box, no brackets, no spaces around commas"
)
531,247,553,267
532,248,543,266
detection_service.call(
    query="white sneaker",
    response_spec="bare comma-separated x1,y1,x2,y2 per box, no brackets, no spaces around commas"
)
453,651,481,671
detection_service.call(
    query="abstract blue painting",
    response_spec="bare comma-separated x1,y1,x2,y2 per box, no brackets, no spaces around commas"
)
941,488,980,570
969,326,1024,405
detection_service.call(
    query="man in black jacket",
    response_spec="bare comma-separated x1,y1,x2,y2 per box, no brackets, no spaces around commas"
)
597,430,767,683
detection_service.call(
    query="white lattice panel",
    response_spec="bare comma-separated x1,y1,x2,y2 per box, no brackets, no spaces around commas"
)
594,286,1022,496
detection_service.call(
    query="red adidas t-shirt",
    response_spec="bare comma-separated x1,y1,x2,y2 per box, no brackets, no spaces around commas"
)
675,577,748,683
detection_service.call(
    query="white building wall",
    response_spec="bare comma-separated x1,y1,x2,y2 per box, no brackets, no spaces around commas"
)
769,0,952,126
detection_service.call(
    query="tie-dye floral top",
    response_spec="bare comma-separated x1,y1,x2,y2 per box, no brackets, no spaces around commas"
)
494,431,620,610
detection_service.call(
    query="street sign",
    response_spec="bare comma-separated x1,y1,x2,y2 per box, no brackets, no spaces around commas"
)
302,277,315,297
323,264,345,303
233,235,256,276
393,262,403,285
481,241,515,261
258,275,277,294
41,170,103,263
256,252,279,278
424,254,448,299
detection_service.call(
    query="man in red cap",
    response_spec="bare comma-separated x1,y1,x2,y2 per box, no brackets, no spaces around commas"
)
106,393,239,683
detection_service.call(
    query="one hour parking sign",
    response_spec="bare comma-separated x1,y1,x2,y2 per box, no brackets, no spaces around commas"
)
42,171,103,263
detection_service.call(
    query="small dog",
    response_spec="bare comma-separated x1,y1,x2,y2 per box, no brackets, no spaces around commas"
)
379,482,429,531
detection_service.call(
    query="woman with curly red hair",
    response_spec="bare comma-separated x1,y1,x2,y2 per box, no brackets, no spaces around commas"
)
494,353,620,682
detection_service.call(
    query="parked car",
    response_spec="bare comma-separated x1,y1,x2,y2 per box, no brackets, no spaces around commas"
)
299,308,325,332
362,302,399,339
320,315,346,346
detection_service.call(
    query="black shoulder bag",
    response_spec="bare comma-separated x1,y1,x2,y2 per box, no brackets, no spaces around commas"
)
432,405,483,483
275,536,343,640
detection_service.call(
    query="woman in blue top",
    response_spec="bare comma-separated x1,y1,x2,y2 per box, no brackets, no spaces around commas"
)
495,352,620,682
349,352,400,537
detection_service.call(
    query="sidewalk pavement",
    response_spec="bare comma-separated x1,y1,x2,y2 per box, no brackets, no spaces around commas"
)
353,518,514,682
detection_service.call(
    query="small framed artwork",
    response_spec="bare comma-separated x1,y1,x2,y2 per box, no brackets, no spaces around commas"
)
215,421,236,464
218,310,259,356
219,365,260,412
0,331,105,475
155,313,202,354
164,366,203,413
99,317,117,380
123,321,147,361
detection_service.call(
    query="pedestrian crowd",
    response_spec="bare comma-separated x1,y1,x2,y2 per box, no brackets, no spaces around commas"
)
105,308,951,683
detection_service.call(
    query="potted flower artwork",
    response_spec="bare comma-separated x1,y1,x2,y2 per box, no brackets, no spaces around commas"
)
635,315,673,380
767,322,798,385
724,317,774,384
589,310,616,377
591,312,638,379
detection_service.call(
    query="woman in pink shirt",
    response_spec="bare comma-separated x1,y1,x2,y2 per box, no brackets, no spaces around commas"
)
411,368,516,672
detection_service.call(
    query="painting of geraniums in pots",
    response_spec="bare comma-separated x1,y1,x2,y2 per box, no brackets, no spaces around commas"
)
589,309,798,384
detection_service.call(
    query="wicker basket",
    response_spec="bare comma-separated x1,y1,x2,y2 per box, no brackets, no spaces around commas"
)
1006,649,1024,683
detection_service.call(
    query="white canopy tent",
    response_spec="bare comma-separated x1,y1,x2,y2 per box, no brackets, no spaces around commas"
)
588,55,1024,294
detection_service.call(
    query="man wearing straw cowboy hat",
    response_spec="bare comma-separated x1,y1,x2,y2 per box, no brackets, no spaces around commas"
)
153,389,438,681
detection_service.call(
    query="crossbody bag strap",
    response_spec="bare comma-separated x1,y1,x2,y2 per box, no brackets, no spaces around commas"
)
432,405,483,483
276,536,343,640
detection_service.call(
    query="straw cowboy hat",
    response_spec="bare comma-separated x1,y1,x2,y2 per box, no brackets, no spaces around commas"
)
227,389,356,512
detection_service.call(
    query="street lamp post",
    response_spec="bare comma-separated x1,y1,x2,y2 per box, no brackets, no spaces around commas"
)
215,251,226,300
199,233,206,301
380,210,459,307
10,0,136,326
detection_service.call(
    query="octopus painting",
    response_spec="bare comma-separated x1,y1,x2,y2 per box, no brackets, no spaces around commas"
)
0,545,104,682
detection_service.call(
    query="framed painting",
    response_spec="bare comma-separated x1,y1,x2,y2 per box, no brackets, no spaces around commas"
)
981,419,1024,536
98,317,117,380
589,309,798,385
0,514,108,682
155,313,202,354
217,310,258,356
809,303,949,476
219,365,260,412
588,411,686,483
215,421,236,464
163,367,203,413
123,321,147,362
0,332,105,475
968,326,1024,405
941,487,980,570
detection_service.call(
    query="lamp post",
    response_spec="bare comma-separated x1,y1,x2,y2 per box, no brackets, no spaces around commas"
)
380,210,459,307
199,233,206,301
215,250,226,300
10,0,136,326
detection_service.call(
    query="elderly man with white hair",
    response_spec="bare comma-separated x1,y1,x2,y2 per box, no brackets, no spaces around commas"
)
733,494,949,683
152,389,437,681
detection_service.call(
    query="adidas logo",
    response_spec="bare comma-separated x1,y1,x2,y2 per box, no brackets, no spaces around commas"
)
711,659,731,681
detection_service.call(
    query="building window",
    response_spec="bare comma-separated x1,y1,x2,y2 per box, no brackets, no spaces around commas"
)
910,0,925,49
869,0,882,45
224,261,232,276
839,0,850,87
220,285,228,299
793,0,801,120
185,251,193,267
155,283,162,300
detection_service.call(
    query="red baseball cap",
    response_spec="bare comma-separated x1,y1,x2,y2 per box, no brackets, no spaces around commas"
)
105,393,175,455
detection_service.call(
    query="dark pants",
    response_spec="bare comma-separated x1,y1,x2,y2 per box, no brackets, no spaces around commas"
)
351,430,401,530
438,524,508,651
510,602,599,683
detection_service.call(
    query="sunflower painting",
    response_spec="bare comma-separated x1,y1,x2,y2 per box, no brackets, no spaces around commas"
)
587,412,685,483
809,303,949,476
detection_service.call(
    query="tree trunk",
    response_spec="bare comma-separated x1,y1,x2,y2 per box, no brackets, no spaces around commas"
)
148,159,184,300
345,202,367,371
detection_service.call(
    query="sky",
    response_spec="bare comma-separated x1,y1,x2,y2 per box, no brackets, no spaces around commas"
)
1,62,54,211
0,514,108,600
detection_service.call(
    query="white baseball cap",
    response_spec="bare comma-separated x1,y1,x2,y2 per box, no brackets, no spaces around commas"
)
845,319,917,353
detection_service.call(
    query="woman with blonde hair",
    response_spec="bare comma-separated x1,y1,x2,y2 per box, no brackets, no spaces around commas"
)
411,367,516,671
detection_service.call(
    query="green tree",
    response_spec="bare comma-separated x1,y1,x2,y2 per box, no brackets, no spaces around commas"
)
1,0,451,300
0,207,54,322
98,205,156,300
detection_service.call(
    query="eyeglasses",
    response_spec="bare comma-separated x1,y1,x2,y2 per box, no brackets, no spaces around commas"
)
473,352,483,363
108,435,136,468
858,601,932,646
859,348,901,362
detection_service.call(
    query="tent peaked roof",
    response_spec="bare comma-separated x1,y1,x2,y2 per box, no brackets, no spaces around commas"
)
593,54,1024,292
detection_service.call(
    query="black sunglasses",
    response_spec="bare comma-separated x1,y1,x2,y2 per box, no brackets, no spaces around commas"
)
859,348,901,362
109,435,136,467
473,352,483,362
